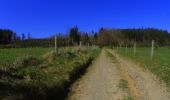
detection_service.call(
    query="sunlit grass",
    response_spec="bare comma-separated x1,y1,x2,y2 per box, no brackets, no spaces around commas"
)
115,47,170,87
0,48,52,66
0,47,101,99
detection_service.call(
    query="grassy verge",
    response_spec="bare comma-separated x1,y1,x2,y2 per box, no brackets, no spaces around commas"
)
0,47,101,100
0,48,52,67
115,47,170,88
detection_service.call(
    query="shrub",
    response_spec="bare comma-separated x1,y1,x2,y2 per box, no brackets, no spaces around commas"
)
13,55,41,68
66,51,76,59
42,51,57,63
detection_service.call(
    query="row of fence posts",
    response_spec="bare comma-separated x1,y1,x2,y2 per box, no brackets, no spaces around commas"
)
117,40,155,60
133,40,155,60
54,36,91,56
55,36,155,60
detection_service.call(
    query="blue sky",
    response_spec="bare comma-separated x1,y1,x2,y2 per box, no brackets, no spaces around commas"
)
0,0,170,38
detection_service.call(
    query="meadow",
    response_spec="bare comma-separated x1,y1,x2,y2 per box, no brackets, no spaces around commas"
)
0,47,100,100
115,47,170,87
0,48,52,67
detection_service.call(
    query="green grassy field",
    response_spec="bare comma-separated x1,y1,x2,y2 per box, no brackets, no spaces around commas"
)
115,47,170,87
0,48,52,66
0,47,100,99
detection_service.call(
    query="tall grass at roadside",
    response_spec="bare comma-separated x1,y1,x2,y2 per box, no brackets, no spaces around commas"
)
0,48,52,67
0,47,101,100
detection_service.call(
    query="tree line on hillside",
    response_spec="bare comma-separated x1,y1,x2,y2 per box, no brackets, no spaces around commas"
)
0,27,170,48
0,29,31,45
98,28,170,46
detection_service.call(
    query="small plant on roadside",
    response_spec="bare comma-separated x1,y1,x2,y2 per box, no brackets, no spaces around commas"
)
118,79,128,91
106,50,117,63
42,51,57,63
123,96,133,100
13,55,41,68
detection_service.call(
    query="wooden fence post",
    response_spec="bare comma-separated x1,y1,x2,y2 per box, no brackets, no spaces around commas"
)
88,42,89,50
88,42,90,59
80,41,82,49
151,40,154,60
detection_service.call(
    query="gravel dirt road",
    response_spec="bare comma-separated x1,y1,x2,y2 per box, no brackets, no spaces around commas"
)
68,49,170,100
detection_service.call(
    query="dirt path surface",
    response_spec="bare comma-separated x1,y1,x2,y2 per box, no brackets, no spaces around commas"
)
68,50,128,100
68,49,170,100
110,50,170,100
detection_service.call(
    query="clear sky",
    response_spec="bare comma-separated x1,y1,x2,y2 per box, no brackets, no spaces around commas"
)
0,0,170,38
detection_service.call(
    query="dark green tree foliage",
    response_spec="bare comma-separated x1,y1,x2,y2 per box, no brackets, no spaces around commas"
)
81,33,89,45
69,26,81,45
0,27,170,48
12,33,17,42
16,39,53,47
96,28,170,46
120,28,170,46
0,29,17,44
27,33,31,40
92,32,98,45
22,33,25,40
